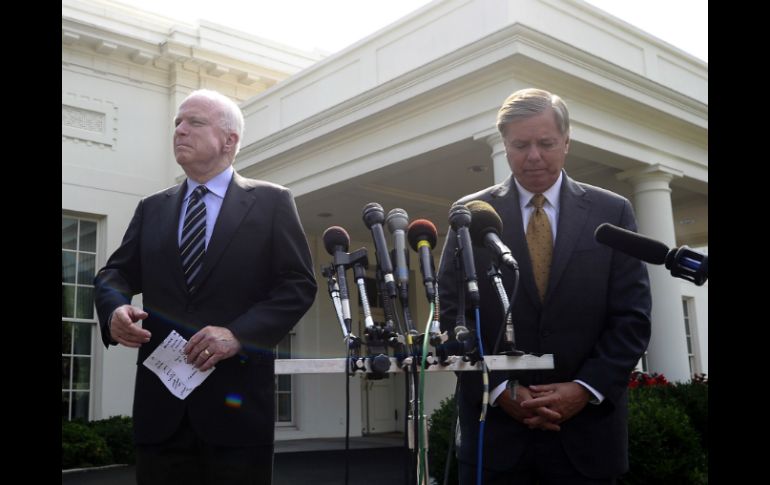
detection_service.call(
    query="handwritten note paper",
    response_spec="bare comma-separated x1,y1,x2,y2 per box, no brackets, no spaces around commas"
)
143,330,215,399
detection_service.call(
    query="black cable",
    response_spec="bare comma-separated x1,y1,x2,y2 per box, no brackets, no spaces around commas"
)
404,373,410,485
345,342,350,485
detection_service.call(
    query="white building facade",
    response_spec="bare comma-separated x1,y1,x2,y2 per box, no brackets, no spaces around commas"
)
63,0,707,442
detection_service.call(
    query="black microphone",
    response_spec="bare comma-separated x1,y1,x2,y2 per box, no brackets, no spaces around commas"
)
407,218,438,302
448,203,480,305
362,203,397,298
594,223,708,286
466,200,518,270
323,226,352,325
386,208,410,299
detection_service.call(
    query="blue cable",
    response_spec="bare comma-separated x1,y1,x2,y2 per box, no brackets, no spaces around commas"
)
474,306,488,485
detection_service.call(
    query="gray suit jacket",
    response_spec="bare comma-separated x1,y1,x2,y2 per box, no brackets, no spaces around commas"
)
437,171,651,478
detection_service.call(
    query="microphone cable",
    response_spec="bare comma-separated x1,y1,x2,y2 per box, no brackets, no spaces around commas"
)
345,334,351,485
475,306,488,485
493,269,520,355
417,299,436,485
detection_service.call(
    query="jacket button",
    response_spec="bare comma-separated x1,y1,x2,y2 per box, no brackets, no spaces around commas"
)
540,330,550,338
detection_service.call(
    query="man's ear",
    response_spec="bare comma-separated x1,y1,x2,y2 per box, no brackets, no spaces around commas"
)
224,133,239,151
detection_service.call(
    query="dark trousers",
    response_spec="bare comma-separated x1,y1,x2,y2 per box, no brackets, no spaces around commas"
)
135,413,273,485
458,430,616,485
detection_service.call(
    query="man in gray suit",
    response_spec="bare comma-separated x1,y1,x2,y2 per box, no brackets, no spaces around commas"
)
94,89,317,485
438,88,651,484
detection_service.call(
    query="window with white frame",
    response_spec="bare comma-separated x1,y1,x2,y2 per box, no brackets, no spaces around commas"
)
682,298,699,376
274,333,293,424
62,215,98,420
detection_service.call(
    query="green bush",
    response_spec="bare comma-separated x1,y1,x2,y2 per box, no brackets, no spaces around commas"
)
621,385,707,484
662,381,708,457
428,396,459,485
88,416,135,464
62,420,113,469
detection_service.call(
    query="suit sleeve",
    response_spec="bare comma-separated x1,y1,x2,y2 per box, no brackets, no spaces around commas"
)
227,188,318,349
574,199,652,405
93,200,145,348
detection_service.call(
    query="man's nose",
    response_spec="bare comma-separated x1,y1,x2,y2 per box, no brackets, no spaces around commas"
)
526,145,542,161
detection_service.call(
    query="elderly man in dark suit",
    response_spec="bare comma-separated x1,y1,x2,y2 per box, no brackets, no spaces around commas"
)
438,88,651,484
94,89,317,485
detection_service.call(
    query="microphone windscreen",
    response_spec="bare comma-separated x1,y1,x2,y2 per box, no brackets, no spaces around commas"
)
322,226,350,255
386,208,409,233
362,202,385,228
407,219,438,251
594,223,668,265
448,203,471,230
466,200,503,247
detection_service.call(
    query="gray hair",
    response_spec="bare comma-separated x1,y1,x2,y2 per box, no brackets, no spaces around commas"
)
182,89,245,157
496,88,570,136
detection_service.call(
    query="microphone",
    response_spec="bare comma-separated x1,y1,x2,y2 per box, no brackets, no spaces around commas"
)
407,218,438,302
386,208,410,299
448,203,480,305
465,200,518,269
362,203,397,298
594,223,708,286
322,226,352,326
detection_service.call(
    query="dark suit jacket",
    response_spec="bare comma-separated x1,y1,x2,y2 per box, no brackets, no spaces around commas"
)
94,171,317,447
437,171,651,479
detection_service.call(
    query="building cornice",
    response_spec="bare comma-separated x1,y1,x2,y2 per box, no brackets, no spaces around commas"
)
62,0,323,89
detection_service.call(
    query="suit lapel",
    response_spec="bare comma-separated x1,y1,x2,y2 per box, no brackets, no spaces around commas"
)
164,183,188,293
547,174,589,302
194,172,257,292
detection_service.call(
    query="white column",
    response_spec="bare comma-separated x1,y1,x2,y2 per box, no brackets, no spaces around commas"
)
618,165,691,383
473,129,508,184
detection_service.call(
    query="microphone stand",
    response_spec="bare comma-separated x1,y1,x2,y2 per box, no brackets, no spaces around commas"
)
486,265,524,356
352,252,393,379
322,265,352,340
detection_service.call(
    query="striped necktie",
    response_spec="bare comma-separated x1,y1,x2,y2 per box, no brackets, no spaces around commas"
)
526,193,553,302
180,185,208,292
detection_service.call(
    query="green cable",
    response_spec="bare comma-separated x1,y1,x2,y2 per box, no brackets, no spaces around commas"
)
417,302,434,485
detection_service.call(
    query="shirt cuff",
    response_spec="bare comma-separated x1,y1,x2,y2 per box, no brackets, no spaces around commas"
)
489,380,509,406
574,379,604,404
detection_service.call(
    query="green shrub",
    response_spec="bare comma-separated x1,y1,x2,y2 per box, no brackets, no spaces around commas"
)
428,395,459,485
62,420,113,469
89,416,135,464
662,381,708,457
621,385,707,484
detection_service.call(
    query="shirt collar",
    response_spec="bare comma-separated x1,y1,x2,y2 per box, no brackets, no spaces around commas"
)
185,166,234,200
515,171,563,211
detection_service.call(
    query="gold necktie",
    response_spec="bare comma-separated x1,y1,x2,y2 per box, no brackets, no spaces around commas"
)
527,194,553,301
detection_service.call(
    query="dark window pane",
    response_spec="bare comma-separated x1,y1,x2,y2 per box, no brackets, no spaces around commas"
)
62,285,76,318
73,323,92,355
63,392,71,420
277,394,291,422
62,217,78,250
79,221,97,252
62,251,76,283
76,286,94,319
73,391,90,420
77,253,96,285
62,321,73,354
62,357,71,389
277,375,291,391
73,357,90,389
